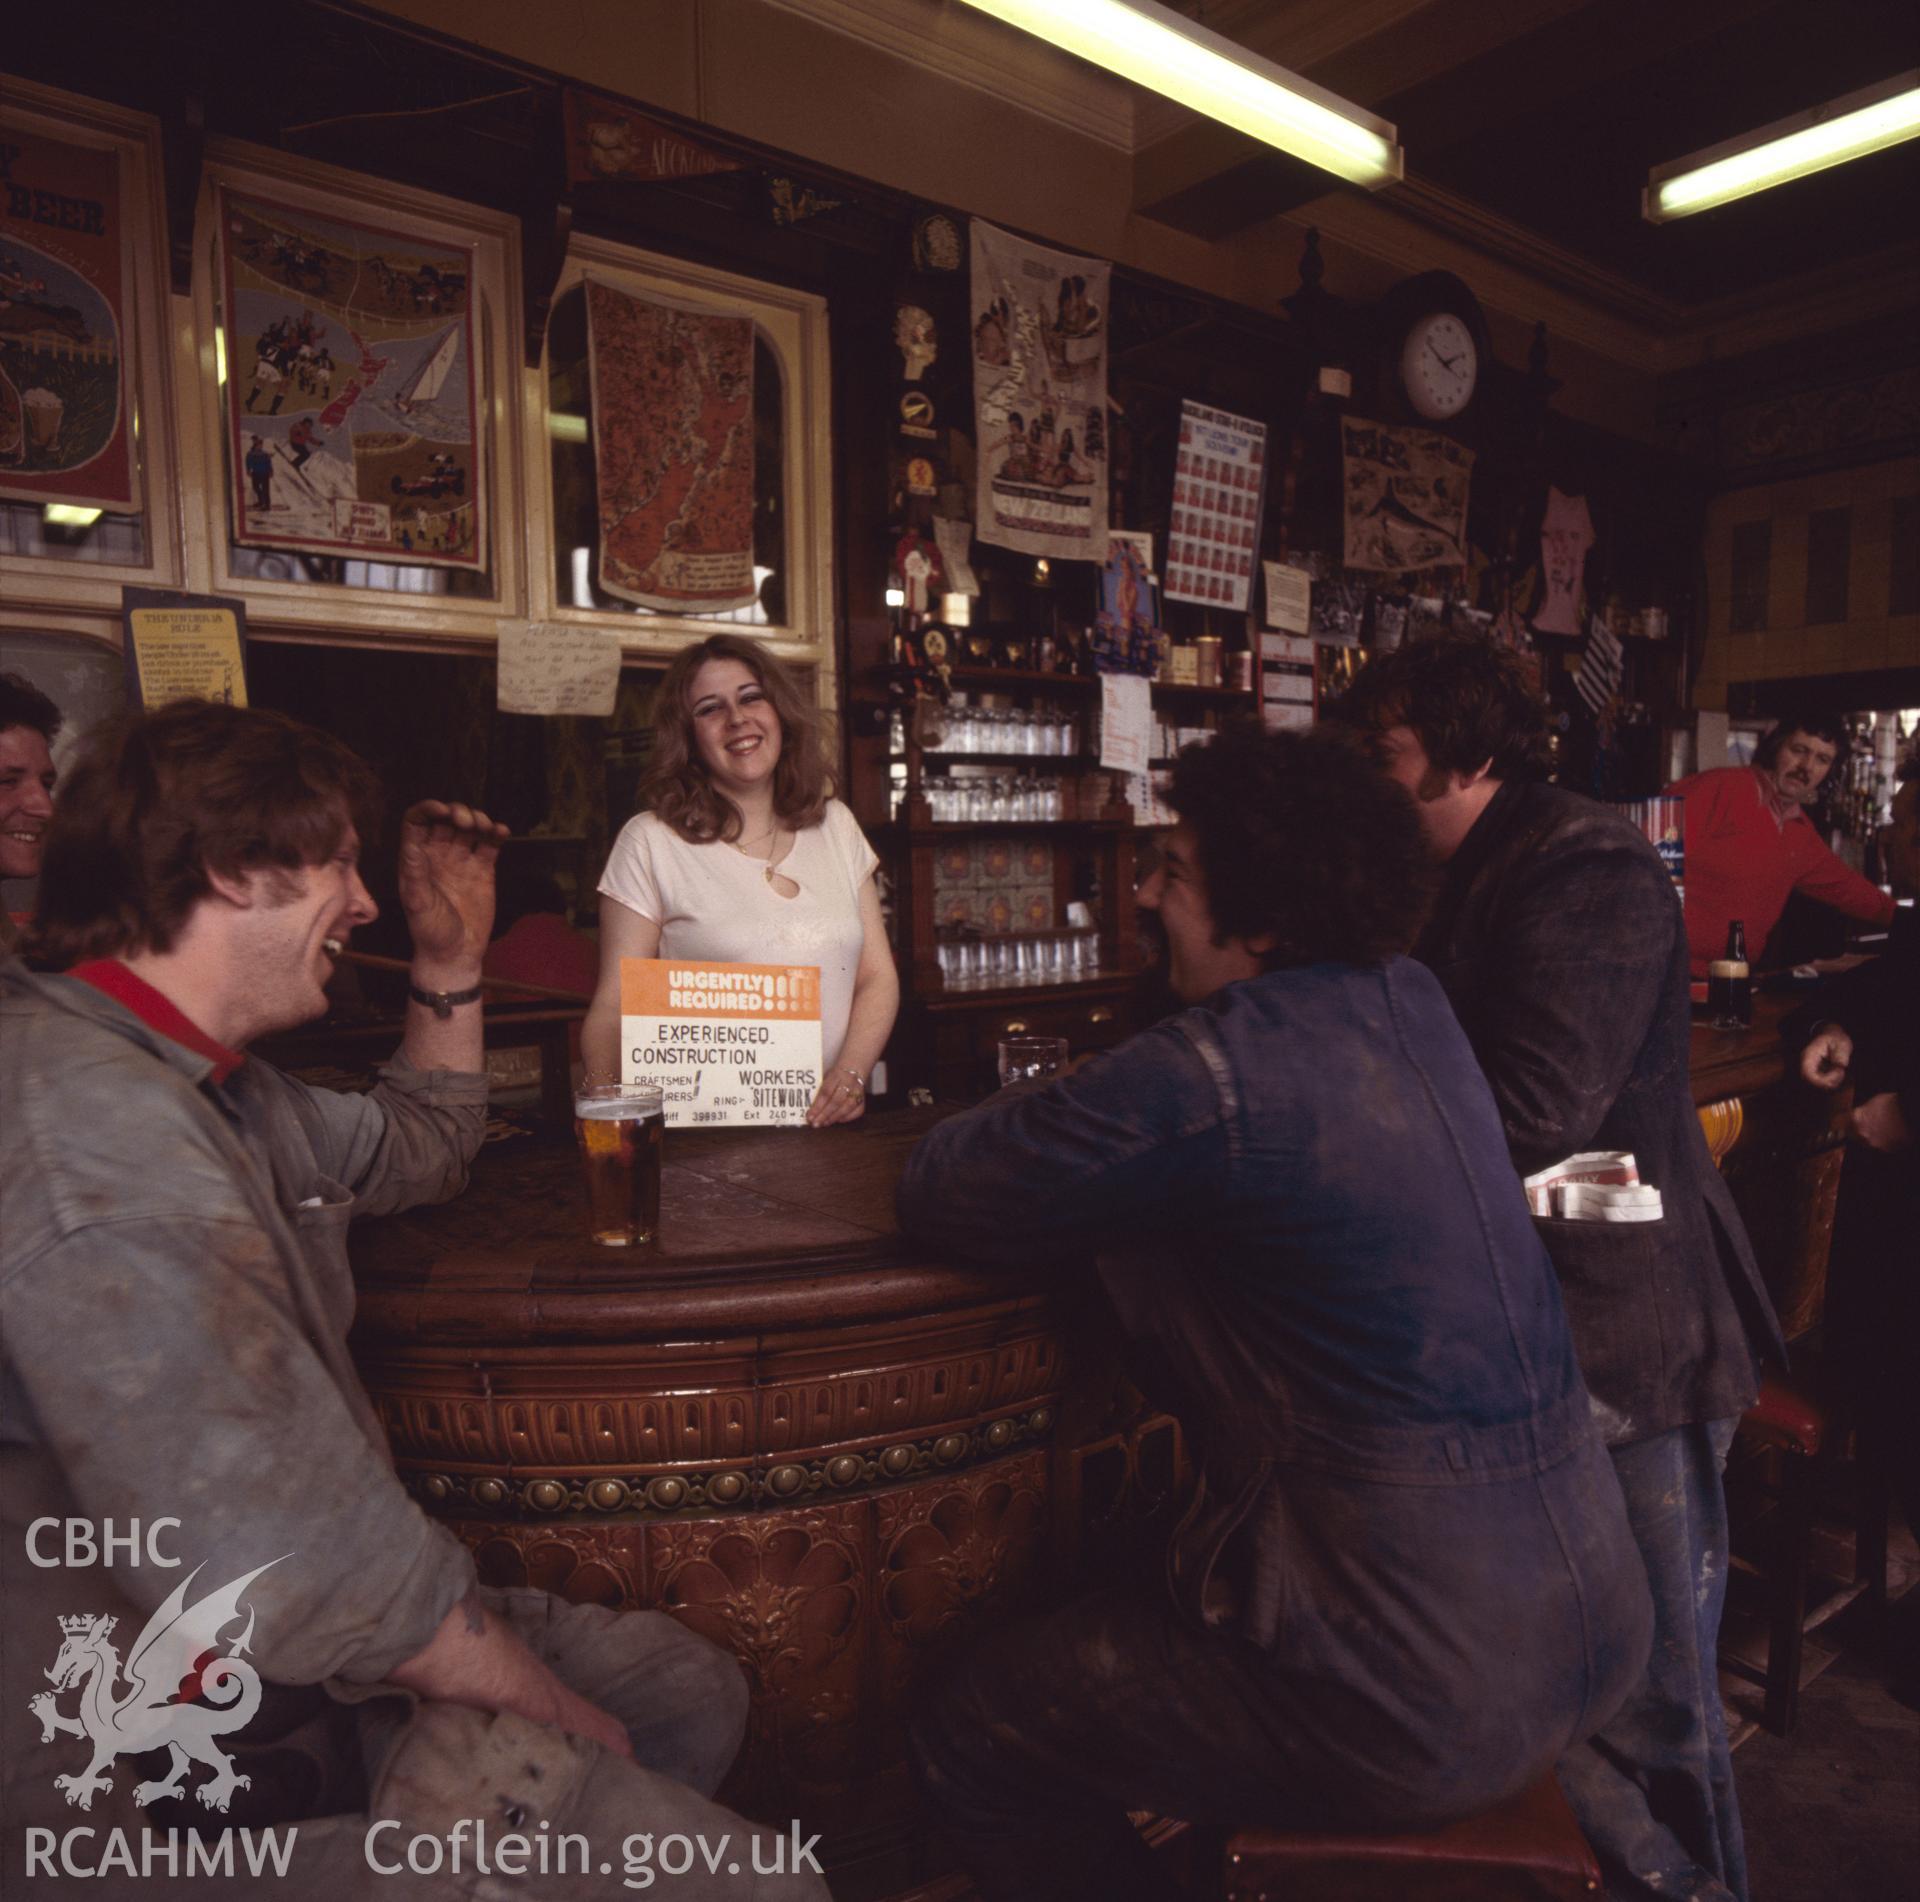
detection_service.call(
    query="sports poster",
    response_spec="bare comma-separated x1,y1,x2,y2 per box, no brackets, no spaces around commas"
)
970,219,1109,559
1341,418,1473,573
585,280,757,613
1166,401,1265,611
621,958,823,1128
219,189,484,569
0,125,136,511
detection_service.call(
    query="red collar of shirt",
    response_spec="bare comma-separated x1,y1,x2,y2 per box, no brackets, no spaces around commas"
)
1749,764,1804,830
70,960,246,1084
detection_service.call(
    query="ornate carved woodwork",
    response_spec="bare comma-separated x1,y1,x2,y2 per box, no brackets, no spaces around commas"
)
1692,994,1851,1341
351,1110,1179,1899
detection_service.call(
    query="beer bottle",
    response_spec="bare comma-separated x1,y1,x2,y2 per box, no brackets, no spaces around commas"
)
1708,919,1751,1029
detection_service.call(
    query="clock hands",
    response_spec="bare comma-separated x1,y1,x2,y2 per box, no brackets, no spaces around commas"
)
1425,342,1466,373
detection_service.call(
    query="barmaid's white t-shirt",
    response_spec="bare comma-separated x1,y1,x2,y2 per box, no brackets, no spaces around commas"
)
596,799,880,1070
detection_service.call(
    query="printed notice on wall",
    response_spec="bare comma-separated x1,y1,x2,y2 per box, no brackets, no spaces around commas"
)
120,588,248,711
621,958,823,1127
1263,561,1311,633
1098,670,1153,774
497,619,621,717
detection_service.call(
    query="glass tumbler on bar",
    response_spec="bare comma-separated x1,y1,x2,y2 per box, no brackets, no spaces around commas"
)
574,1083,665,1246
998,1036,1068,1088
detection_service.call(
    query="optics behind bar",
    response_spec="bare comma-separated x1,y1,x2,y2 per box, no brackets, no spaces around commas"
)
955,0,1402,189
1645,70,1920,223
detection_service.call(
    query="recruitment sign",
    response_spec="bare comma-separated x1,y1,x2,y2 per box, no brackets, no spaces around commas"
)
620,957,823,1128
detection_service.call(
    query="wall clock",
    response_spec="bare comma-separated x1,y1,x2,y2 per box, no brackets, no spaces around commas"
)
1376,271,1490,429
1398,310,1478,420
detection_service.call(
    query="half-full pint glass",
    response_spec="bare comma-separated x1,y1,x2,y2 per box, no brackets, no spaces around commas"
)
574,1083,665,1246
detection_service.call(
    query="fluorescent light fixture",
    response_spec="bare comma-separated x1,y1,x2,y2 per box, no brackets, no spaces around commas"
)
954,0,1402,189
1645,70,1920,222
548,412,589,443
214,325,227,387
43,504,103,528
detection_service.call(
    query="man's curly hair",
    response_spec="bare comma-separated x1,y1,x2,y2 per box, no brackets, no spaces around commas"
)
1168,722,1432,968
1322,634,1552,783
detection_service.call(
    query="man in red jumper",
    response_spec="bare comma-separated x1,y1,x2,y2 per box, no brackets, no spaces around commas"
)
1667,713,1893,976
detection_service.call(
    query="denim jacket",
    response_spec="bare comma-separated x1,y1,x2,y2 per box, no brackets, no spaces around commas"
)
898,958,1652,1792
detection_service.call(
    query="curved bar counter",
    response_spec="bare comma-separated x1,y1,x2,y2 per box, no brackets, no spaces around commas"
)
349,1108,1170,1901
351,1005,1842,1898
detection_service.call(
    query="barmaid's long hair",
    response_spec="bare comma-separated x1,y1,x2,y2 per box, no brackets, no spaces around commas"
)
640,634,832,843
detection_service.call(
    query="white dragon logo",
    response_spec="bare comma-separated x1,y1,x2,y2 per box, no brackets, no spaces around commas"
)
28,1558,286,1814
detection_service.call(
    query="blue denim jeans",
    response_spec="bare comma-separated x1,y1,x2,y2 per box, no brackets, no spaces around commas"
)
1556,1417,1747,1902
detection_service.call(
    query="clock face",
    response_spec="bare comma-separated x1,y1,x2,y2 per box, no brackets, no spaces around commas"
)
1401,312,1478,420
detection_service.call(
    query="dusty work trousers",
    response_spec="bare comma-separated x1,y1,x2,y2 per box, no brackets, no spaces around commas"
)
13,1587,831,1901
1555,1418,1748,1902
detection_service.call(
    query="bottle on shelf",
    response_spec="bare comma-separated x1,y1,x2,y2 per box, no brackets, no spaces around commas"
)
1707,919,1751,1029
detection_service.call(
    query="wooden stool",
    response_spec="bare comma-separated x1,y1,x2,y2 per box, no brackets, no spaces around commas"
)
1725,1366,1892,1738
1211,1775,1599,1900
1725,1370,1826,1737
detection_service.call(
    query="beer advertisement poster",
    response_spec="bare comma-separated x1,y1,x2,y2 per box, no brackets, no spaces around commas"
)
621,958,823,1128
121,586,249,710
0,125,137,512
218,189,485,570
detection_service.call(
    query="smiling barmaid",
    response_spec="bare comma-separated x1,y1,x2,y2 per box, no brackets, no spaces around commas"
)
581,635,899,1127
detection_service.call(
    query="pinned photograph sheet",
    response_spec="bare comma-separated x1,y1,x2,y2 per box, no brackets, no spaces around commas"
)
1263,561,1312,633
933,516,979,595
497,620,621,717
621,958,823,1128
1165,399,1266,612
1098,670,1153,774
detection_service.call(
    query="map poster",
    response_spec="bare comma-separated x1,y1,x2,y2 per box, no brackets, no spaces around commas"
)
219,189,484,570
0,125,135,511
970,218,1109,560
620,957,823,1129
586,279,756,613
120,587,248,710
1341,417,1473,573
1165,400,1265,612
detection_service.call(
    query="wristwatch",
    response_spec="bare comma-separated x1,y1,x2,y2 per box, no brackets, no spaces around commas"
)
409,981,485,1020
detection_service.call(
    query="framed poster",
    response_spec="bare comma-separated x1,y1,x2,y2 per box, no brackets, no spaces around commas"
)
217,187,484,570
584,278,756,612
0,121,137,512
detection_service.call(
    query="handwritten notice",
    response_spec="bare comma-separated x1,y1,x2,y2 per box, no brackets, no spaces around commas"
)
497,620,621,718
621,957,824,1128
120,588,248,711
1098,670,1153,774
1263,561,1312,633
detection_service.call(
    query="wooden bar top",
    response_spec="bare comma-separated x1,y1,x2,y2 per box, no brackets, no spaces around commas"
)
1689,990,1802,1104
349,1104,1055,1346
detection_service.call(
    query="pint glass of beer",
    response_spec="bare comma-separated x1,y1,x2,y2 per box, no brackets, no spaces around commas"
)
574,1083,665,1247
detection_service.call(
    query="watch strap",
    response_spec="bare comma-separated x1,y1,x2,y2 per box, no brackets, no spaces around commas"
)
408,981,485,1020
